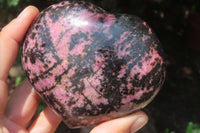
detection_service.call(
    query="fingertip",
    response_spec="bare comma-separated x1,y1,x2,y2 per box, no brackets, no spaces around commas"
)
17,5,40,19
0,5,40,44
90,111,148,133
130,111,148,133
26,5,40,14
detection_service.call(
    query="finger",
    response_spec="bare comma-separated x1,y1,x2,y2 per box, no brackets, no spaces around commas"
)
5,79,40,127
28,107,62,133
0,5,39,81
90,111,148,133
0,5,39,124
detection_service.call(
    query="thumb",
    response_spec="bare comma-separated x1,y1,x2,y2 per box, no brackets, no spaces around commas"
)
90,111,148,133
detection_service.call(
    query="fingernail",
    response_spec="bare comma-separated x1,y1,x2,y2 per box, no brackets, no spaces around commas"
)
17,6,29,18
130,116,147,133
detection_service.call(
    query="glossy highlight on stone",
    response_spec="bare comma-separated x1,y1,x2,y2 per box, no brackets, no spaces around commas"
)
21,0,166,128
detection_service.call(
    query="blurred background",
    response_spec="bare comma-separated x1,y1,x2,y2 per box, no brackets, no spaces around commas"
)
0,0,200,132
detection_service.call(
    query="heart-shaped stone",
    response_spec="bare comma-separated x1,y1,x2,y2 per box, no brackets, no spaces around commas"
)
22,0,166,128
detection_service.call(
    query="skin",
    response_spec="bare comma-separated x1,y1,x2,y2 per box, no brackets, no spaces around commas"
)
0,6,148,133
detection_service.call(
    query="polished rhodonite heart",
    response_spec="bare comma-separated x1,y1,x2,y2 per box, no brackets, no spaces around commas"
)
21,0,166,128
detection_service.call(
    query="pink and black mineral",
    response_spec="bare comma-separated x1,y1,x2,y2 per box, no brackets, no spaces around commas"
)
22,0,166,128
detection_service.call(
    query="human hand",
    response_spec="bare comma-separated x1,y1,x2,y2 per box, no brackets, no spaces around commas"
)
0,6,148,133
